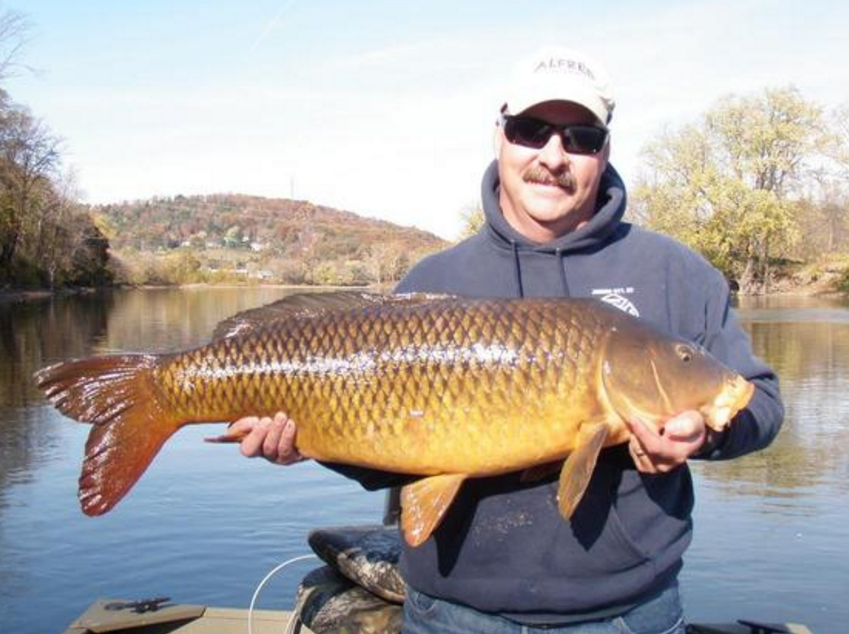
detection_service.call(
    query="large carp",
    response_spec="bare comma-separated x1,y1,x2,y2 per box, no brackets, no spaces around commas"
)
34,292,753,546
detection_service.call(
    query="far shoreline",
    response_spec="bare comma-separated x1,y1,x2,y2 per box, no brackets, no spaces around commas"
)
0,283,385,305
0,280,843,305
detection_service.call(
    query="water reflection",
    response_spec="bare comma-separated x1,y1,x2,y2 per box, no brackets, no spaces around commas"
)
0,293,112,406
692,297,849,502
96,287,306,353
0,294,113,523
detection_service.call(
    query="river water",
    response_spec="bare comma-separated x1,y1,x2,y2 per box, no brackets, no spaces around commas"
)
0,288,846,634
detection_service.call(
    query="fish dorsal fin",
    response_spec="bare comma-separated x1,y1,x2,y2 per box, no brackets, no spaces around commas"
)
400,474,467,547
212,291,455,340
557,424,610,519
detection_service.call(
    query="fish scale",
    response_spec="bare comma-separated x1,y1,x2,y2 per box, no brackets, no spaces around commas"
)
150,298,601,475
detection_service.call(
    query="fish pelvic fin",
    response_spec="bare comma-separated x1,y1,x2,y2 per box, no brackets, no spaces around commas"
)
400,474,467,547
520,460,563,483
34,354,180,516
557,424,610,519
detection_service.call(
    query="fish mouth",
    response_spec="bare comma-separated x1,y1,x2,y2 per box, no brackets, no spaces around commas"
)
702,375,755,432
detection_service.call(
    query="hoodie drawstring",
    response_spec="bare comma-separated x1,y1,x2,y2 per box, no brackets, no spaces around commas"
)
556,248,571,297
510,243,572,298
511,240,525,297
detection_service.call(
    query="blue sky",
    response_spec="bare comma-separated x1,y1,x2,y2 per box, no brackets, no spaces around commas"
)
7,0,848,239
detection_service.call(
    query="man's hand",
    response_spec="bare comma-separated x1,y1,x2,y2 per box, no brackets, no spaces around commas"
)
627,411,706,474
228,411,305,465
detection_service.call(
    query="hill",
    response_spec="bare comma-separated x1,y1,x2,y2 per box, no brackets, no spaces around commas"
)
90,194,449,286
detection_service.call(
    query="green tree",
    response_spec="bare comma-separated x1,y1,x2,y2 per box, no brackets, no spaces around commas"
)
224,224,243,248
459,201,484,239
365,242,408,285
633,87,825,294
0,102,61,277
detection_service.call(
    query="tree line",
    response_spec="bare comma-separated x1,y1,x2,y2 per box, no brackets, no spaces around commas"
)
95,193,447,287
0,9,110,289
631,87,849,294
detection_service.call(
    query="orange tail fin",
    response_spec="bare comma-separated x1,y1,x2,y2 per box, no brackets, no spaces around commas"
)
34,354,181,516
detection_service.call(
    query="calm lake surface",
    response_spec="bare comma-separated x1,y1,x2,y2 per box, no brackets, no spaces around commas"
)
1,288,847,634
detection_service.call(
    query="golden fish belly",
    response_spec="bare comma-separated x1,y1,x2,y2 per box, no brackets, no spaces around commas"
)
156,298,613,476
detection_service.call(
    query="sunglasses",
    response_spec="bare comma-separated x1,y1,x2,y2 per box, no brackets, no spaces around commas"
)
501,115,608,155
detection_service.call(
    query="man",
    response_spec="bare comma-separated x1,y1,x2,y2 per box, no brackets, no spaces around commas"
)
230,47,784,633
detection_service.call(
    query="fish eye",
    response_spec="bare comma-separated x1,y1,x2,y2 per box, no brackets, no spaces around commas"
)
676,344,694,362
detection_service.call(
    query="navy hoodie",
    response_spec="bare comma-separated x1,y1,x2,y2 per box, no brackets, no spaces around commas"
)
328,160,783,624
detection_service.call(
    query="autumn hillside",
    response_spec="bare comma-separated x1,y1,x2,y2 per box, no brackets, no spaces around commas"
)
91,194,449,286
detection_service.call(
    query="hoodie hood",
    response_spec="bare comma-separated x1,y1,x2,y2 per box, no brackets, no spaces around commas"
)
481,159,627,254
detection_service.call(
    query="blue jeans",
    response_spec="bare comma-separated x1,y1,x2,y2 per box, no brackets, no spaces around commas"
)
402,581,685,634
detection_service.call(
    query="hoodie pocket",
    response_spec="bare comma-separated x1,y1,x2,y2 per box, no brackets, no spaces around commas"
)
607,503,652,565
566,505,652,577
563,470,652,576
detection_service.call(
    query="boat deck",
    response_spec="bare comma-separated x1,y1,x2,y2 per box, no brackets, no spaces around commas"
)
60,600,315,634
59,599,815,634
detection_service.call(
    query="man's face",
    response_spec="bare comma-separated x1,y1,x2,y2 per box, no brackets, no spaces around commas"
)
495,100,610,243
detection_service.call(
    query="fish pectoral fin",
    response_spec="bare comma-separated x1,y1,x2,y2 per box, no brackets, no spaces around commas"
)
557,424,610,519
520,460,563,483
400,474,467,547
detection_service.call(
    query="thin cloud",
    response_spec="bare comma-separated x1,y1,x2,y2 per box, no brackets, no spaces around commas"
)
250,0,298,51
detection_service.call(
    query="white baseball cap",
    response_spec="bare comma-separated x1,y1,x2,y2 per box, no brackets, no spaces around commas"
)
501,46,616,128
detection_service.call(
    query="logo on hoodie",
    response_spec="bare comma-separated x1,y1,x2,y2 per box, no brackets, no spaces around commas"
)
592,287,639,317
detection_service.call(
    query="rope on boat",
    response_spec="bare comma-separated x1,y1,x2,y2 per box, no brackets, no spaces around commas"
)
247,553,318,634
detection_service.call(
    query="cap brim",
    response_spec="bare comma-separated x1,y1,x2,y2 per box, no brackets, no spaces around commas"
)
505,80,609,128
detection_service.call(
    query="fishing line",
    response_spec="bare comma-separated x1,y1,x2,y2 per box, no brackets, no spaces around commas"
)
247,553,318,634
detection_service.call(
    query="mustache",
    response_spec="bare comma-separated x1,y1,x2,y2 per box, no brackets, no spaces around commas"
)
522,166,575,189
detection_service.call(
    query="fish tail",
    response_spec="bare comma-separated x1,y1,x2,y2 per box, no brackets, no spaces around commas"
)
34,354,181,516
